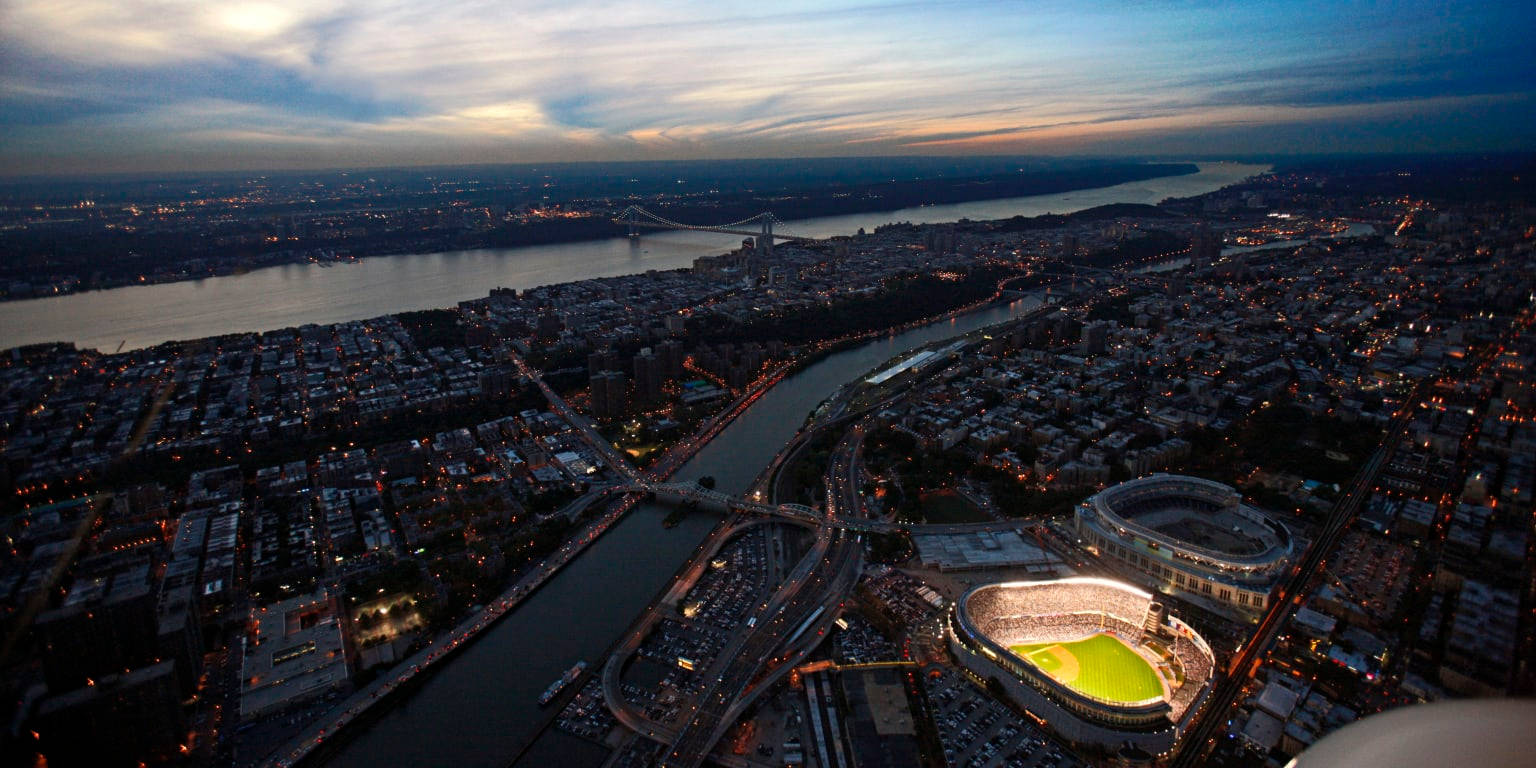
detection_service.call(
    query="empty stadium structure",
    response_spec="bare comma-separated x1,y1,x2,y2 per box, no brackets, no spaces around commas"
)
948,578,1216,756
1075,474,1292,617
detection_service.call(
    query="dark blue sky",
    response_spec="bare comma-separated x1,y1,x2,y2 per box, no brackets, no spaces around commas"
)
1,0,1531,174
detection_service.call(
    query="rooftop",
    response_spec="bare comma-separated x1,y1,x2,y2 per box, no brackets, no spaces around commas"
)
241,589,349,719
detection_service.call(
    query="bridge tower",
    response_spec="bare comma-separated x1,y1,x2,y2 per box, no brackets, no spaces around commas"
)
758,215,774,256
625,207,640,239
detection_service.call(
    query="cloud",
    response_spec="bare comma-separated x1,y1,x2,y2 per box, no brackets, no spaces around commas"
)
0,0,1532,174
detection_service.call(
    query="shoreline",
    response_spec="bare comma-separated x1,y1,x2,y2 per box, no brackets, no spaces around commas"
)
0,162,1272,354
0,163,1198,306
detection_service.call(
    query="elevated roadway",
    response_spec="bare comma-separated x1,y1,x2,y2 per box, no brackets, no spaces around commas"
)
640,480,1032,537
658,417,873,768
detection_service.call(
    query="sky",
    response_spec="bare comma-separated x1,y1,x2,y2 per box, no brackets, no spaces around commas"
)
1,0,1532,175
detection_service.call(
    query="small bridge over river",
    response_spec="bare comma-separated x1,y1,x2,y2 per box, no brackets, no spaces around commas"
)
637,482,1030,536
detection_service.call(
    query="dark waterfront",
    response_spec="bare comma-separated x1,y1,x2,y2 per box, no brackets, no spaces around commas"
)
0,164,1263,353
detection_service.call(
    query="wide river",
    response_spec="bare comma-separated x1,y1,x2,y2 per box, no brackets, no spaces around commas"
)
1,163,1267,353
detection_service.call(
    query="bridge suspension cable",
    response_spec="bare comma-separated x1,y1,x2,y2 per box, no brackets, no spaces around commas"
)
614,205,815,243
621,205,784,231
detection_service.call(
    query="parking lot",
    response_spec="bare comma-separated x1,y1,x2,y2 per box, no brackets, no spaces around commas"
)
924,668,1080,768
623,525,791,728
556,678,618,741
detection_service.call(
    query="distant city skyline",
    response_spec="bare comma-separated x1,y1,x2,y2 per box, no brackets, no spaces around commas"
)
2,0,1533,176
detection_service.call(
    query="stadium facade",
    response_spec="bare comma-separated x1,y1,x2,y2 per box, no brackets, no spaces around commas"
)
1075,474,1292,617
948,578,1216,756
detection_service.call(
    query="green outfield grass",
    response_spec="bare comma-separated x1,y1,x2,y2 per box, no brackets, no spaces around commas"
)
1010,633,1165,704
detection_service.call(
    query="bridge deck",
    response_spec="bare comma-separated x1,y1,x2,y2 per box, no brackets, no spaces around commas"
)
616,206,820,242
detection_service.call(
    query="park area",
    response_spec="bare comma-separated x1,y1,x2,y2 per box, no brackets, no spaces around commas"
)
918,490,990,524
1010,632,1165,704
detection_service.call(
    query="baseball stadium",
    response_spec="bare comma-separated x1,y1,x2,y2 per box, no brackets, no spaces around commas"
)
1075,474,1293,616
948,577,1216,754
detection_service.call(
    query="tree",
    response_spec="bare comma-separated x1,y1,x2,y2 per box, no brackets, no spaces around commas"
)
867,532,912,564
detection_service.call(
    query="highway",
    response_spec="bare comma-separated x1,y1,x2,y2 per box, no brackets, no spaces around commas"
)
528,287,1057,764
660,420,872,768
598,515,795,738
644,317,1061,766
509,349,642,482
265,487,643,767
647,359,794,482
654,280,1058,487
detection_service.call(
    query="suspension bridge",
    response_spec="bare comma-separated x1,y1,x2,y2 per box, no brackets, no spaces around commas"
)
614,206,820,252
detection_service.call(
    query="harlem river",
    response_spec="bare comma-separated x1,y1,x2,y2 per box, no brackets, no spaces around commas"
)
319,290,1047,768
312,164,1268,768
0,163,1266,353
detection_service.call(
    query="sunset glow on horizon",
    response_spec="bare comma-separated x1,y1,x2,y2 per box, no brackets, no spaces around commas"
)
1,0,1532,175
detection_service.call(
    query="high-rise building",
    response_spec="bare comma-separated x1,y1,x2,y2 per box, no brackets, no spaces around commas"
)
590,370,626,419
924,226,956,253
588,347,620,376
35,566,158,693
1080,320,1112,356
741,342,764,374
657,339,685,379
477,365,517,397
605,370,628,417
1061,234,1079,259
535,312,563,341
589,371,609,419
33,661,187,768
1191,222,1221,268
633,348,663,406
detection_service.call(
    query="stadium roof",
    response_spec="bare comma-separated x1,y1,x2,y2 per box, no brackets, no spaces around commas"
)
913,530,1061,572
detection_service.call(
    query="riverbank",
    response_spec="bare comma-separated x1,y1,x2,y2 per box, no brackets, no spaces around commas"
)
312,275,1067,768
264,258,1054,766
1,163,1196,304
262,492,642,768
0,163,1269,352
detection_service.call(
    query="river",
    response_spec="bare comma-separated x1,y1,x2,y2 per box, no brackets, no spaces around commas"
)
1133,221,1382,275
0,163,1267,353
318,292,1046,768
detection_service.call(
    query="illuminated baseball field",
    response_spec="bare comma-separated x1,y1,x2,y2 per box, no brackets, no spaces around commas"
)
1010,633,1165,704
